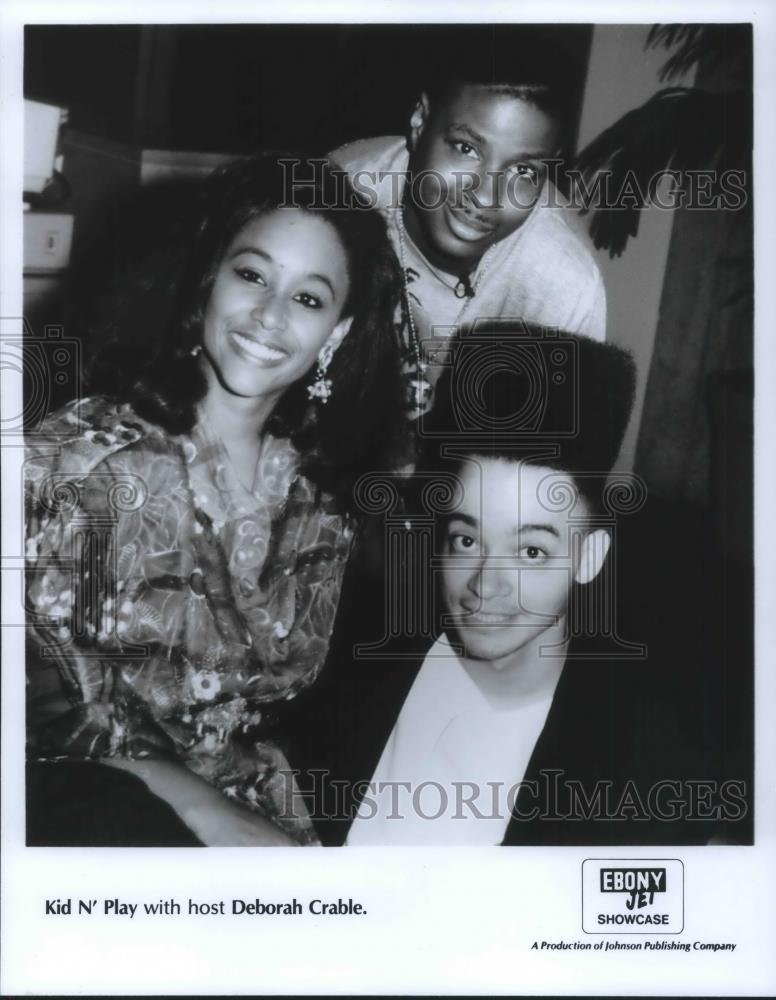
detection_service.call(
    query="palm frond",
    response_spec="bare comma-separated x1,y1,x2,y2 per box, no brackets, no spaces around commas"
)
573,88,751,256
647,23,752,83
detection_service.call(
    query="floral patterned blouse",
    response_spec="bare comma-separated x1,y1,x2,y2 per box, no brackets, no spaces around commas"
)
25,396,355,844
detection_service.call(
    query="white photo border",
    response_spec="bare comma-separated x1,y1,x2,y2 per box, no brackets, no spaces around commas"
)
2,1,775,995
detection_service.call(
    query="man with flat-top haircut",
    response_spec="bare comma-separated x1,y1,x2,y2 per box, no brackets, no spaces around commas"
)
330,28,605,414
287,325,722,846
344,328,632,845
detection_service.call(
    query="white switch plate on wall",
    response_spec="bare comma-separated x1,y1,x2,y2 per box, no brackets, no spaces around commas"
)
23,213,74,273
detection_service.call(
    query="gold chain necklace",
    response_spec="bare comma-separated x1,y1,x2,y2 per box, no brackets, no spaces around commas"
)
395,206,496,413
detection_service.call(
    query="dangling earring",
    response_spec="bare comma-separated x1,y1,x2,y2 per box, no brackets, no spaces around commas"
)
189,345,202,358
307,342,335,404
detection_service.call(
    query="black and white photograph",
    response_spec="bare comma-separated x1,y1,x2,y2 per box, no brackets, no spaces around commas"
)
1,2,774,995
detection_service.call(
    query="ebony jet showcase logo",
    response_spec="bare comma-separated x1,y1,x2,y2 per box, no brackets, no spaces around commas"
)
582,860,684,933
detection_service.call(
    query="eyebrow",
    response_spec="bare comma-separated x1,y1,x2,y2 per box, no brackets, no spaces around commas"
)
448,122,488,147
519,523,560,539
446,122,550,162
446,514,560,539
228,246,337,297
446,512,478,528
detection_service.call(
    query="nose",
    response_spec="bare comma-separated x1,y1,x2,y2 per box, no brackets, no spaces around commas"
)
464,169,501,213
251,290,287,331
467,555,513,601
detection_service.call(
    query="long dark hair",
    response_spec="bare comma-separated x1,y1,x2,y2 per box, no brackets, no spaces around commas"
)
85,153,408,503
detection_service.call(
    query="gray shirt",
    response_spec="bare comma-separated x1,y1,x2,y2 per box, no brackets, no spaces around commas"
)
331,135,607,347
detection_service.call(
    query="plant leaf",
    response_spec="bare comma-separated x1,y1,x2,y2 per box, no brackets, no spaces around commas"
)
573,88,751,256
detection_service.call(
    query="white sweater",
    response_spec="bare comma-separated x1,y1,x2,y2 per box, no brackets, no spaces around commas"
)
331,135,606,343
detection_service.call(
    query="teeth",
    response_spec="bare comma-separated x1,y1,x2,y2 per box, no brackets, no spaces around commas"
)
232,332,285,362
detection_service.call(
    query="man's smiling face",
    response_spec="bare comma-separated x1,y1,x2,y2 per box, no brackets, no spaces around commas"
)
404,84,562,273
441,457,608,673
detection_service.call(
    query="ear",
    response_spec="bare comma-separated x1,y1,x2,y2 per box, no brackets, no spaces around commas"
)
407,93,431,152
318,315,353,369
575,529,611,585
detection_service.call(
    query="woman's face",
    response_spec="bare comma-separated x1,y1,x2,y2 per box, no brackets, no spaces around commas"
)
202,208,352,401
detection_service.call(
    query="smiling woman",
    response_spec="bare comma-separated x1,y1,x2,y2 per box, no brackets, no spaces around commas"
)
24,154,407,847
202,210,352,412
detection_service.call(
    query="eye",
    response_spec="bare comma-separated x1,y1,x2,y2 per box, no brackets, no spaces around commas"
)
518,544,547,563
448,532,478,554
450,140,480,160
508,163,541,184
234,266,266,285
293,291,324,310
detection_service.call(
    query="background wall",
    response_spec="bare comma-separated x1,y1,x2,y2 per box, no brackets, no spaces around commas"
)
25,24,592,154
576,24,695,473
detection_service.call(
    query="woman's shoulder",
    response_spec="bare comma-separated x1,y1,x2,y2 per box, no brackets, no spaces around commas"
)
25,395,178,482
37,394,162,437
